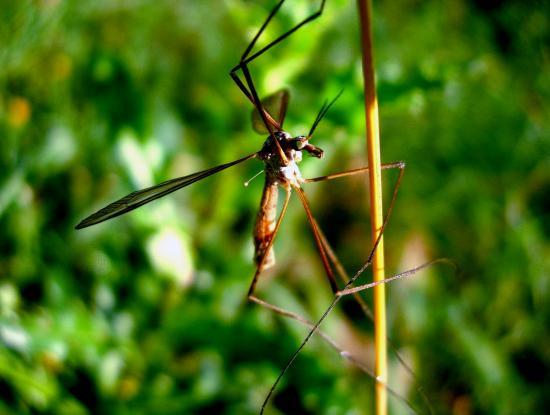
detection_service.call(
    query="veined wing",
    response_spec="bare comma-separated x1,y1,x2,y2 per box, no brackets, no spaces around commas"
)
76,152,257,229
252,89,290,134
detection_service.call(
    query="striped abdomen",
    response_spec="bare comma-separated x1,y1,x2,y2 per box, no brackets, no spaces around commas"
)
253,181,278,271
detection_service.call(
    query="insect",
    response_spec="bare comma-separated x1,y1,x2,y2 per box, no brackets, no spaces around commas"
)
77,0,396,308
77,0,443,413
75,0,368,303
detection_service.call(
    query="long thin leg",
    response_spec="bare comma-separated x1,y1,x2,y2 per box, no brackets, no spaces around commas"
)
241,60,288,163
262,162,454,413
302,159,406,294
242,1,327,66
316,219,374,316
294,186,338,293
230,0,286,105
308,162,429,402
285,183,424,407
246,187,375,390
248,296,346,360
296,161,405,296
260,160,409,413
315,221,435,415
303,161,432,409
303,161,405,184
230,1,327,146
259,269,425,414
249,278,420,415
302,162,443,414
337,258,455,296
230,0,327,106
248,186,420,414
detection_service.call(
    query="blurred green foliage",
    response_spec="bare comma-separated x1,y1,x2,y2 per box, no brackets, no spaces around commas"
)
0,0,548,414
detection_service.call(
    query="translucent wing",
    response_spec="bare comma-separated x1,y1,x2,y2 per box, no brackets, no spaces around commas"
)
251,89,290,134
76,152,257,229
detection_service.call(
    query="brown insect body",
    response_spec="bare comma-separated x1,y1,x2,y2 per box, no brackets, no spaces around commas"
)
254,180,278,269
253,131,323,271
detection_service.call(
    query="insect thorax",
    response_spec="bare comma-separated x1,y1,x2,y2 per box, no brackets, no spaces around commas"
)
258,131,323,187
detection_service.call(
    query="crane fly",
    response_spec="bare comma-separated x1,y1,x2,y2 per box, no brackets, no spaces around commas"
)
76,87,336,289
77,0,448,413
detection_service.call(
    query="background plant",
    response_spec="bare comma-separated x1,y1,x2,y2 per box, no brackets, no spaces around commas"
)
0,0,548,414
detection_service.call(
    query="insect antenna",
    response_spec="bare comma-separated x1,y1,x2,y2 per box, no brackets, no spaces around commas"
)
308,89,344,138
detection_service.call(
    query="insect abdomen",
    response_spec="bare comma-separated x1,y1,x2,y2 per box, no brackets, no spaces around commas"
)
254,181,278,270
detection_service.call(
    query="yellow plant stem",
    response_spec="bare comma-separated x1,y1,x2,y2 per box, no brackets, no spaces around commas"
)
357,1,388,414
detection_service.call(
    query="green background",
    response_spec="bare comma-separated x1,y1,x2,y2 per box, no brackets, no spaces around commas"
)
1,0,548,414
